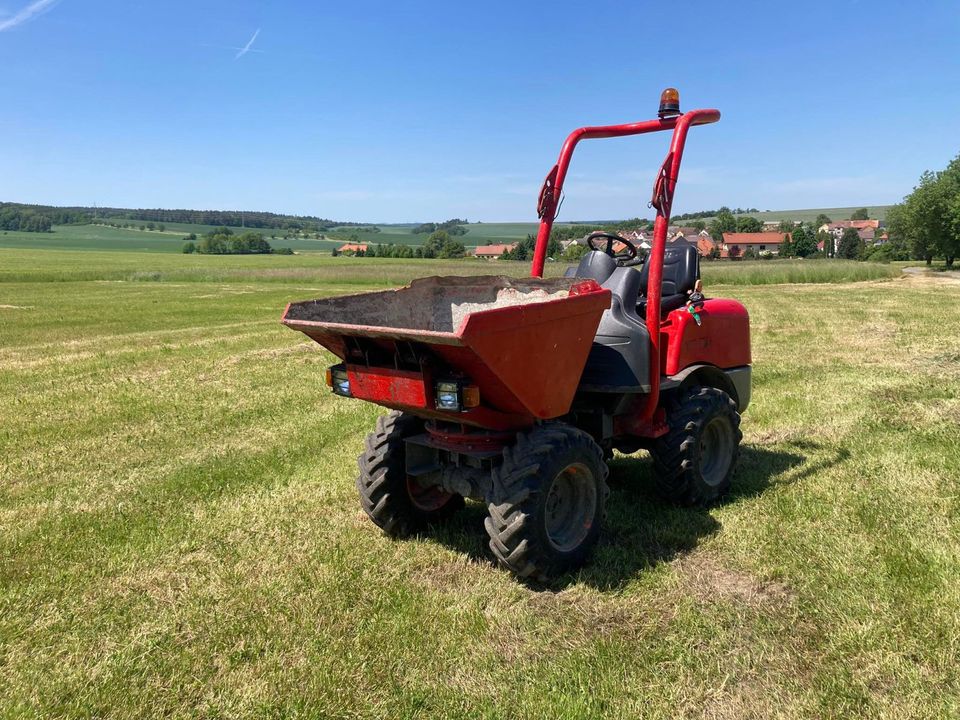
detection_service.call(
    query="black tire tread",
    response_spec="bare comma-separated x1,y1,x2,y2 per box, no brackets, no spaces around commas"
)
356,411,463,537
484,423,609,582
651,385,742,505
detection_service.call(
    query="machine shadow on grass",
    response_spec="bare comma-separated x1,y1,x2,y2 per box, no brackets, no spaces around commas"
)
423,441,849,592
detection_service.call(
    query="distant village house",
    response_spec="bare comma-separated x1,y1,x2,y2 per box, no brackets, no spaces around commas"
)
337,243,368,255
469,243,517,259
720,232,790,258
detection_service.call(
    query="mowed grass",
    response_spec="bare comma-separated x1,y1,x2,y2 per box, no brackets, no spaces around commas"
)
1,250,959,717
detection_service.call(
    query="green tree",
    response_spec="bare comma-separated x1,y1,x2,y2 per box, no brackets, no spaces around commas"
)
838,227,863,259
815,213,832,228
735,216,763,233
181,241,196,254
437,239,465,258
850,208,870,221
423,230,449,258
779,231,795,257
708,208,737,244
561,243,588,262
791,226,818,258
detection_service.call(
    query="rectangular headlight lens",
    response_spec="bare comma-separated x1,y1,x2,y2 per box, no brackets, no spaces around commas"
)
435,381,460,411
331,367,351,397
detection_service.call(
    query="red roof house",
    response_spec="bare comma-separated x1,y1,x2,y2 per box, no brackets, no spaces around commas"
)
471,243,517,259
337,243,368,254
720,232,790,258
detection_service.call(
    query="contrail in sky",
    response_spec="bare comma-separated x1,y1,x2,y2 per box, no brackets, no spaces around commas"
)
235,28,260,59
0,0,60,32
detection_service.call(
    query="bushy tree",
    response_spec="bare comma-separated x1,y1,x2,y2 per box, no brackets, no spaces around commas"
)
422,230,465,259
815,213,832,228
561,243,588,262
709,208,737,243
182,241,196,254
787,226,818,258
888,159,960,266
838,227,863,259
735,216,763,233
850,208,870,221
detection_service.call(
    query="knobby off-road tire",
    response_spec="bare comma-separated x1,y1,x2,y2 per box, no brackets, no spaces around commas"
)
485,424,609,582
651,385,742,506
357,411,464,537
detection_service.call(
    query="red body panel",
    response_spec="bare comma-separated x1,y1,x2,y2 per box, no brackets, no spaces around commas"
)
661,298,751,376
282,278,611,429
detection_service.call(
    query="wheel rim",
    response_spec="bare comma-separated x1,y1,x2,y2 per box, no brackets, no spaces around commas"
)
544,462,597,553
700,416,734,487
406,476,454,512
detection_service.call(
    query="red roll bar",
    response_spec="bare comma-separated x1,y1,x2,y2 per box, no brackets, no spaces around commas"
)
530,108,720,425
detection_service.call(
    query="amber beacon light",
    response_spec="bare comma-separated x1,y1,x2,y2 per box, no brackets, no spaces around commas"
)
658,87,680,118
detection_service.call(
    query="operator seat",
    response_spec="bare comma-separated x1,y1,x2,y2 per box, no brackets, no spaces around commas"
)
573,255,650,391
564,250,618,284
637,244,700,315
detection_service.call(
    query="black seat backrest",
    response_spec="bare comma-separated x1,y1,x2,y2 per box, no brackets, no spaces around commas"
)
601,267,644,321
568,250,618,284
638,244,700,297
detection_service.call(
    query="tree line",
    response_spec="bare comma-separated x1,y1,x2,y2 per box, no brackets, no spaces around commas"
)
0,206,53,232
411,219,469,236
0,201,354,233
182,227,292,255
338,229,466,259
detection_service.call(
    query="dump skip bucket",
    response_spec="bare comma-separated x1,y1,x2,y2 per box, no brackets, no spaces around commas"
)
282,275,610,424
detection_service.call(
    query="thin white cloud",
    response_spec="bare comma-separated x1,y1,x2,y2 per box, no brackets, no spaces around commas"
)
235,28,260,60
0,0,59,32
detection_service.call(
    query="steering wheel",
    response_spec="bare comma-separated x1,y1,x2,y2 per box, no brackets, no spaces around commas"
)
586,231,641,266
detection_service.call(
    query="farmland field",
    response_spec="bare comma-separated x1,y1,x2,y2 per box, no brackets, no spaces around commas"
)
2,248,958,718
0,206,890,256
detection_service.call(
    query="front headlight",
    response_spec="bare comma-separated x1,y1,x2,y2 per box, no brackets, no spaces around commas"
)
329,366,351,397
434,380,480,411
435,382,460,410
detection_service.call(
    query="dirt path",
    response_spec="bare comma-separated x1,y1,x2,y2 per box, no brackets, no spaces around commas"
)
903,266,960,284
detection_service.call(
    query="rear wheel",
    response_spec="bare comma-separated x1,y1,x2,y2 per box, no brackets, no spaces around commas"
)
485,424,609,582
357,411,464,536
651,386,742,505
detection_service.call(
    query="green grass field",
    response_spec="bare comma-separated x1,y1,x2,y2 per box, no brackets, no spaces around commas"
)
2,248,958,718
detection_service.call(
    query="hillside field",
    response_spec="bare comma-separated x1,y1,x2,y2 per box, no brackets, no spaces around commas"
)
684,205,893,225
1,248,958,718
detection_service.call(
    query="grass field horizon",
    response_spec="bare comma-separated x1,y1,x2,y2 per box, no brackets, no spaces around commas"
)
0,204,892,255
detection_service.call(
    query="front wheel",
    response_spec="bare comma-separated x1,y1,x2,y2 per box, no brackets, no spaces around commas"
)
485,424,609,582
357,411,463,536
651,386,742,505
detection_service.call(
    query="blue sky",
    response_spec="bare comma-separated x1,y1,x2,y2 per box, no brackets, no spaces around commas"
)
1,0,958,222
